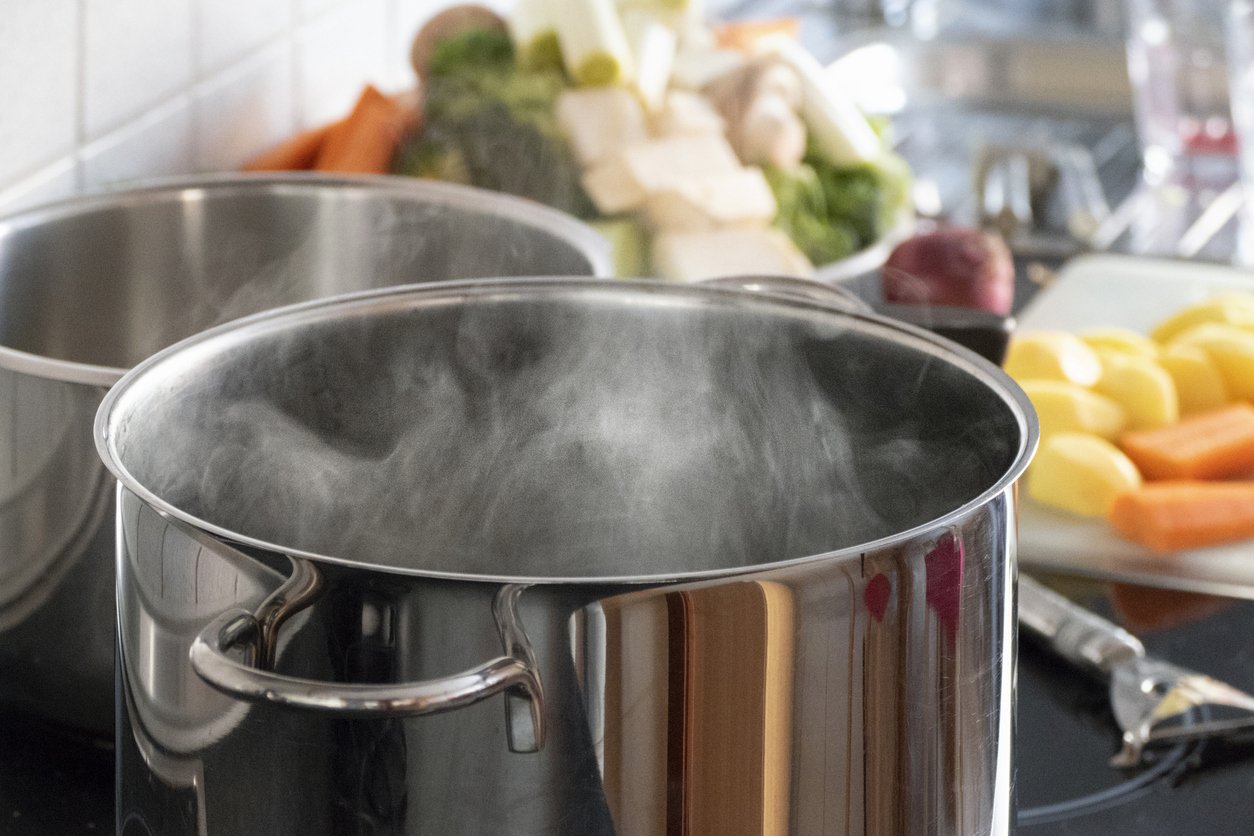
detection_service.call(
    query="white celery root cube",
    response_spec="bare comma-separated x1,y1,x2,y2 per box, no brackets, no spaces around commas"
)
581,133,742,215
644,167,778,232
556,88,649,166
652,228,815,281
652,89,726,137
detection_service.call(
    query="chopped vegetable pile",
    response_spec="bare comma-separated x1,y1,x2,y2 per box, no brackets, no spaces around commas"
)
393,2,914,280
242,2,916,280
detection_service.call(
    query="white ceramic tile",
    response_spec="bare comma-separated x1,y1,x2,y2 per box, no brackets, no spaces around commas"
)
0,0,79,190
81,100,195,190
197,0,293,74
387,0,438,90
299,0,353,22
193,45,295,171
295,0,390,127
84,0,194,139
0,159,80,217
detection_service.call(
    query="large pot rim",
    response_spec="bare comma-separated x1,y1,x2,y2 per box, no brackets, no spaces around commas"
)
96,276,1039,586
0,172,613,387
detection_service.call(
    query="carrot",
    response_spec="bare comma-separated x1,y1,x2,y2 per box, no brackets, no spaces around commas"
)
1108,481,1254,552
313,85,420,174
1108,582,1233,634
1118,402,1254,480
241,122,337,171
713,17,801,52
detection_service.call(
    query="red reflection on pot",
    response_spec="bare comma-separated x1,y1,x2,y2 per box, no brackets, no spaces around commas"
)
925,532,964,641
865,574,891,622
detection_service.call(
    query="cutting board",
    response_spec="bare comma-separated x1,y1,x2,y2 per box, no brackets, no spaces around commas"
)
1015,253,1254,598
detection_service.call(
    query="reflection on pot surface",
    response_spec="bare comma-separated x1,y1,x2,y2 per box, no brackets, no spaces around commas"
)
118,492,1015,835
0,371,115,728
0,174,610,736
102,279,1034,834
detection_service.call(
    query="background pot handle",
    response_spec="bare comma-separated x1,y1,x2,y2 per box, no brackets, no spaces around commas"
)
190,582,545,753
699,274,873,313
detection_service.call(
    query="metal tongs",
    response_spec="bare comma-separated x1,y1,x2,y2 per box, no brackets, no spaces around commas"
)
1019,575,1254,768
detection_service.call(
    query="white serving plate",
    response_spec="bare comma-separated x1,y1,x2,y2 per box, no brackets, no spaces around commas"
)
1016,253,1254,598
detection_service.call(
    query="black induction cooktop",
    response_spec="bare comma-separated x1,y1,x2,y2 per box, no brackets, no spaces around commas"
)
1015,575,1254,835
6,575,1254,835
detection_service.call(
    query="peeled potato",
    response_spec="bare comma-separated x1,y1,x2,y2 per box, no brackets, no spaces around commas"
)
1081,327,1159,359
1018,379,1128,440
1004,331,1103,387
1028,432,1142,518
1092,353,1178,431
1168,322,1254,400
1159,343,1230,415
1151,293,1254,344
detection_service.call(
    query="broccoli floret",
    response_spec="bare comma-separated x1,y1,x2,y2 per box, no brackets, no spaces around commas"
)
814,162,883,245
398,33,593,218
766,148,913,264
427,29,516,79
396,138,471,184
766,163,858,263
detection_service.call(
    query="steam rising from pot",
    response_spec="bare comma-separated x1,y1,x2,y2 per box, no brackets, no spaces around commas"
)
122,198,594,368
109,287,1018,579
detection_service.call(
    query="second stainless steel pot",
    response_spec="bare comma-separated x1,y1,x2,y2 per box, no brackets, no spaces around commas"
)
100,278,1036,834
0,175,609,736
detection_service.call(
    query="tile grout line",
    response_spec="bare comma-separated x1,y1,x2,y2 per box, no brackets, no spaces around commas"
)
189,0,204,169
73,0,88,192
290,0,306,129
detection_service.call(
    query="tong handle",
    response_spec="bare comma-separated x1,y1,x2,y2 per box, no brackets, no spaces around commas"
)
1018,574,1145,677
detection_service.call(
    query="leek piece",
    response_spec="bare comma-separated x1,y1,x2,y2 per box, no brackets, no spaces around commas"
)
769,38,881,166
622,8,677,112
509,0,563,71
554,0,635,87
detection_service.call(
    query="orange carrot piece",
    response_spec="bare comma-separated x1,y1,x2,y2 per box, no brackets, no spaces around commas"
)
1108,480,1254,552
241,122,336,171
1118,402,1254,480
313,85,419,174
713,17,801,52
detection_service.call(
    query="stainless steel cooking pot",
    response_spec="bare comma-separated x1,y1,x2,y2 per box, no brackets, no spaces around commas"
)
0,175,609,736
98,278,1036,835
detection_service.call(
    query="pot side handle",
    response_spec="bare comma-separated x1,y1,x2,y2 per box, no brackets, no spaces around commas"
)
189,584,545,754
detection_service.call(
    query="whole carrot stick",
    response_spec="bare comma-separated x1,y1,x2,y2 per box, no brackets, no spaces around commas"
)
1119,402,1254,480
241,122,336,171
1108,480,1254,553
313,85,419,174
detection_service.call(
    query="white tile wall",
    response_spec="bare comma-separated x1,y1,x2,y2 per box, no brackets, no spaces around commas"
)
81,98,195,190
0,0,458,215
295,0,390,127
0,160,80,216
83,0,195,140
193,43,295,171
0,0,79,189
197,0,294,75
